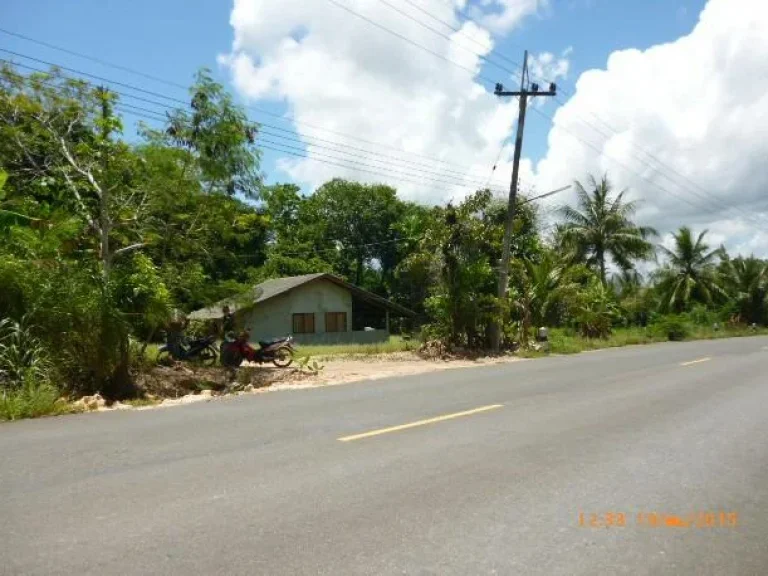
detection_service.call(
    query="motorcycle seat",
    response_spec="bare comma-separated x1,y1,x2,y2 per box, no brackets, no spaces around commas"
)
259,338,285,348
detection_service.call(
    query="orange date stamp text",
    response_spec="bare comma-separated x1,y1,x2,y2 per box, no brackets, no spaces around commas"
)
578,511,738,529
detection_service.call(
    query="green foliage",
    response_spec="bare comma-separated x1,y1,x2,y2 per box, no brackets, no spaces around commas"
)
651,314,692,341
655,227,726,312
151,69,261,198
573,279,619,338
297,355,324,375
559,174,656,284
0,317,51,391
0,317,61,421
719,255,768,325
299,336,412,358
0,370,62,421
509,251,591,344
4,59,768,418
686,304,717,327
113,253,171,337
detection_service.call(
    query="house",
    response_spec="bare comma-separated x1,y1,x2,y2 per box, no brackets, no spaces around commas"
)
188,273,415,345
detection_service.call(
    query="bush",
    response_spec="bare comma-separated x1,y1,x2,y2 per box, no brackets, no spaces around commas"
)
574,280,618,339
0,316,50,387
652,314,692,341
0,370,61,421
686,305,716,327
0,318,62,420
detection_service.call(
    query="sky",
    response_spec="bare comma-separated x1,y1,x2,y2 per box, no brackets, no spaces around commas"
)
3,0,768,257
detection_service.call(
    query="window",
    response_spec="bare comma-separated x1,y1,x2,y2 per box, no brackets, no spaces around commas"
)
292,313,315,334
325,312,347,333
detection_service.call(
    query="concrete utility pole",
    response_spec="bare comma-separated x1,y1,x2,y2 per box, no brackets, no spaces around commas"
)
489,51,557,352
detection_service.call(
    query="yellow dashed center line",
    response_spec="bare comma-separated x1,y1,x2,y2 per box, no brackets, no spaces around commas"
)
338,404,504,442
680,357,712,367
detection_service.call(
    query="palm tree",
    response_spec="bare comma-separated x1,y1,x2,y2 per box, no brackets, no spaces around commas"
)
509,252,589,344
559,175,656,285
655,227,726,312
721,256,768,325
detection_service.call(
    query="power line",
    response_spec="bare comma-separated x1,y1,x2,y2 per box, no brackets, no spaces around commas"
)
527,105,768,232
112,96,512,190
1,56,524,190
395,0,524,73
6,49,761,230
375,0,761,222
529,94,768,229
322,0,498,87
517,60,768,228
371,0,520,78
110,101,514,194
0,29,502,171
0,48,515,183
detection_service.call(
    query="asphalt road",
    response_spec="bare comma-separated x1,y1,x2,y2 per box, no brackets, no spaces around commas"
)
2,337,768,575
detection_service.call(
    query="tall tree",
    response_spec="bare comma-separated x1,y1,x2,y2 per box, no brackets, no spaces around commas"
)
720,255,768,324
559,175,656,284
654,227,726,312
307,179,404,289
145,69,261,198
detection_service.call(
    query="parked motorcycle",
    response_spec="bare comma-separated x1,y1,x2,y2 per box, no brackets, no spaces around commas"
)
220,334,295,368
157,335,218,365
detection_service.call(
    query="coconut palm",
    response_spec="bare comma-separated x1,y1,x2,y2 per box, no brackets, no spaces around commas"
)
655,227,726,312
721,256,768,325
559,175,656,285
509,252,590,344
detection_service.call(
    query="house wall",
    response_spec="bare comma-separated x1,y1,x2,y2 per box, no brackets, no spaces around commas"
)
239,279,371,344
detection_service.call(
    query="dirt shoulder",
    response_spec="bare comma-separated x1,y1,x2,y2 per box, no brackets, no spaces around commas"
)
86,352,524,412
267,352,523,391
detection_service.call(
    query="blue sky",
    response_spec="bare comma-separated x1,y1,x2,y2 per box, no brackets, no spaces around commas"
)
2,0,707,188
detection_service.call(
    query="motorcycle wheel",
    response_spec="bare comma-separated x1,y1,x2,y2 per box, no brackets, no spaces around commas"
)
272,346,294,368
198,345,218,366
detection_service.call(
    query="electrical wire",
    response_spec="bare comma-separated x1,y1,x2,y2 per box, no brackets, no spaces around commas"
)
395,0,524,73
109,102,512,194
1,55,522,190
0,28,500,170
371,0,520,78
527,105,768,232
322,0,498,88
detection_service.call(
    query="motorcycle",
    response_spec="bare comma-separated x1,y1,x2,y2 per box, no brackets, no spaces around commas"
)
220,334,295,368
157,335,218,366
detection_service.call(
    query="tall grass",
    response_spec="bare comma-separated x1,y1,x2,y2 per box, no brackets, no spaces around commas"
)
0,318,63,421
0,370,63,421
539,324,768,357
298,336,414,359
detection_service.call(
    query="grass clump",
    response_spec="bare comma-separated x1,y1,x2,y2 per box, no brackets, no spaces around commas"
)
0,318,65,421
298,336,413,359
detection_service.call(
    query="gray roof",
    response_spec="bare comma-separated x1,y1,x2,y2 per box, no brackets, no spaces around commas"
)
188,273,415,320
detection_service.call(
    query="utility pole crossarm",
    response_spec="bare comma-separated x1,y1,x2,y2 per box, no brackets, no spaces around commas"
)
494,90,556,97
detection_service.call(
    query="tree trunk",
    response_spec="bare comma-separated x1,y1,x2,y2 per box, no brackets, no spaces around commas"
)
597,248,606,286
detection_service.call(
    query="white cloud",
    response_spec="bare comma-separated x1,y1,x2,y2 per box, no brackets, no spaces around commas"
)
221,0,548,204
533,0,768,257
528,48,571,84
470,0,548,34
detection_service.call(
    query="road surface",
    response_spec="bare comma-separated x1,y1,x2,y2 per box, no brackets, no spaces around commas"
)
2,337,768,575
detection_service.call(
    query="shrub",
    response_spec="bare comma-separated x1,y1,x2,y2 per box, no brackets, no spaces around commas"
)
0,317,50,388
686,305,716,327
574,280,619,339
0,370,61,421
652,314,691,341
0,318,61,420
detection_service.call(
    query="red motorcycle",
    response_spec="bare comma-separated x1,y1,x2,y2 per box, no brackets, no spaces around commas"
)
220,333,295,368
